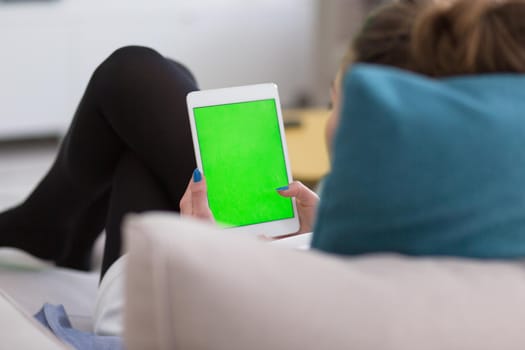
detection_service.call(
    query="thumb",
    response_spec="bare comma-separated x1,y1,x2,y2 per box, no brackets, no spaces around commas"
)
276,181,319,206
191,169,212,218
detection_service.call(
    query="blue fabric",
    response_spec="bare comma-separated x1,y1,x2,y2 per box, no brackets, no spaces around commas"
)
313,64,525,258
34,304,124,350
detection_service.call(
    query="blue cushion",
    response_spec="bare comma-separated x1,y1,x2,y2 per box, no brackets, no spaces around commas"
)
312,64,525,258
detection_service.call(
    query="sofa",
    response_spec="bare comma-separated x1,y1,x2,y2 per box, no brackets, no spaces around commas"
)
122,213,525,350
3,211,525,349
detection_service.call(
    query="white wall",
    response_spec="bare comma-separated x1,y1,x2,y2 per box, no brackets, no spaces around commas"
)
0,0,318,138
0,1,68,138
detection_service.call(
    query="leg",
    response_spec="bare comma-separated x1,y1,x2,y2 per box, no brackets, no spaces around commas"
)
102,151,175,277
0,46,197,270
56,192,110,269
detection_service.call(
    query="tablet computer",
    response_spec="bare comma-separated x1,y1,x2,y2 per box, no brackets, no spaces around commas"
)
186,83,299,236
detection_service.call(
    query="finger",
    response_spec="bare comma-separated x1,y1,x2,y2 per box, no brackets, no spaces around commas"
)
191,181,210,218
276,181,319,206
179,176,193,216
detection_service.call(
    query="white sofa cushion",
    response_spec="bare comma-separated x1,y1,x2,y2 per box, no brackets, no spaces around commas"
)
123,213,525,350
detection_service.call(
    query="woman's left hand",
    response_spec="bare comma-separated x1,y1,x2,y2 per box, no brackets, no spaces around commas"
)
179,169,215,223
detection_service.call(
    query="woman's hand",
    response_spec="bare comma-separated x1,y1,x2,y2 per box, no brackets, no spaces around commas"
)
277,181,319,235
180,169,215,223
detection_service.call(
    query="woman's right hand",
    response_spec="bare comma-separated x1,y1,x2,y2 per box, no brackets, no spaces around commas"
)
276,181,319,235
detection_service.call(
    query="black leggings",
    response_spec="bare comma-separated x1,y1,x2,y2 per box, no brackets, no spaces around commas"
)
0,46,197,277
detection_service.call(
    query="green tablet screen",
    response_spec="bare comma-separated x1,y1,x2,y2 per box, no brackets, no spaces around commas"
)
193,99,294,227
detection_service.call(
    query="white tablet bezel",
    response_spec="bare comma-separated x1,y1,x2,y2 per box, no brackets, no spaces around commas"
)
186,83,299,237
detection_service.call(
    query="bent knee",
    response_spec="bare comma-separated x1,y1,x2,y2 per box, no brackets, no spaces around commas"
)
108,46,162,63
91,45,167,93
105,46,164,67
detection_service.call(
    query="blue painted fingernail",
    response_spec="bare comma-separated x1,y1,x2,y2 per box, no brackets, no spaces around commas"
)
276,186,289,191
193,168,202,183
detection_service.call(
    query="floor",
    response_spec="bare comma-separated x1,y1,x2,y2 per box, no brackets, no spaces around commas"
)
0,138,58,211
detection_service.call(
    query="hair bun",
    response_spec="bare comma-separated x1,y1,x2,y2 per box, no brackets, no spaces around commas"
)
411,0,525,76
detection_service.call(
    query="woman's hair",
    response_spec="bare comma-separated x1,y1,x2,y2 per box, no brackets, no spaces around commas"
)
348,0,423,71
346,0,525,77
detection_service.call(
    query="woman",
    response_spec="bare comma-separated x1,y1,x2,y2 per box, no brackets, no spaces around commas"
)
3,0,525,294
